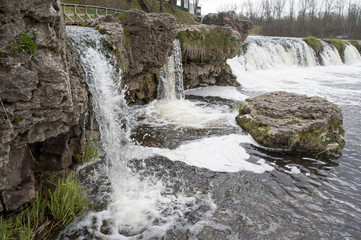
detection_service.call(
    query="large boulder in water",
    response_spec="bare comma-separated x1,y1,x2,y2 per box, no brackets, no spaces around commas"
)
236,91,345,154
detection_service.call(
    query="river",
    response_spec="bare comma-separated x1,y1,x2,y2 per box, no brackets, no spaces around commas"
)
62,29,361,239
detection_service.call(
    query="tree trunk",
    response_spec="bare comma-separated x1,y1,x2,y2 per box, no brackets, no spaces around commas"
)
169,0,176,12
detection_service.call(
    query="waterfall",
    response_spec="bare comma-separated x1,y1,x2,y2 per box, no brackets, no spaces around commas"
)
344,44,361,64
66,27,171,237
236,36,361,72
320,41,343,65
158,39,184,100
66,27,130,170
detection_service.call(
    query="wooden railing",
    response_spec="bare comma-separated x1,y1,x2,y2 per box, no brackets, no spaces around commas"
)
61,4,124,25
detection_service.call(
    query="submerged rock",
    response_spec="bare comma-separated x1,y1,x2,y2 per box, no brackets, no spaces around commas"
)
236,91,345,154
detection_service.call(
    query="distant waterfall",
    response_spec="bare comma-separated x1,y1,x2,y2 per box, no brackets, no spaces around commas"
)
158,39,185,100
236,36,361,71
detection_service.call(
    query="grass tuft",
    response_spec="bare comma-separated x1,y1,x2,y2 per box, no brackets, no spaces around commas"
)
74,140,99,164
48,173,89,227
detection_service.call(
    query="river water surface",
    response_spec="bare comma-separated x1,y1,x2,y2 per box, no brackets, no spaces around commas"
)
62,30,361,239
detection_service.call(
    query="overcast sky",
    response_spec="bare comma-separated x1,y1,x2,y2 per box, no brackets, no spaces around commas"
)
198,0,361,16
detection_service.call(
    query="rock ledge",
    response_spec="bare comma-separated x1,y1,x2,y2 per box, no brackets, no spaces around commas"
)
236,91,345,154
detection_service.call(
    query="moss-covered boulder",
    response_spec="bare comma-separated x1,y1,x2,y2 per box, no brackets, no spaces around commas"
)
236,91,345,155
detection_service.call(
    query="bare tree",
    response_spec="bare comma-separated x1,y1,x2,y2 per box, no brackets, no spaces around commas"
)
289,0,295,21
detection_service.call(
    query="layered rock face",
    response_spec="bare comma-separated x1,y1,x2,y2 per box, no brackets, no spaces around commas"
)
0,0,87,211
96,10,177,104
178,24,246,89
202,11,253,43
236,92,345,154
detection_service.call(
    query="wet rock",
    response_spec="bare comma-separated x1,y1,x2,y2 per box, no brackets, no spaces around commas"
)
202,11,253,41
236,91,345,154
96,10,177,104
2,182,35,211
0,0,87,210
178,25,242,89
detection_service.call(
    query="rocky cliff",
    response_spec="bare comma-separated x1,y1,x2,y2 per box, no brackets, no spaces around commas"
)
178,12,252,89
95,10,177,104
0,0,87,211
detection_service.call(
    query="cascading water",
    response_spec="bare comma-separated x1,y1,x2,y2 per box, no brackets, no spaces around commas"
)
158,39,185,100
235,36,361,71
63,27,225,239
60,28,361,239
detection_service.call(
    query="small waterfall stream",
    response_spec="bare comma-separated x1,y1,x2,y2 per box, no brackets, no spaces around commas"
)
158,39,185,100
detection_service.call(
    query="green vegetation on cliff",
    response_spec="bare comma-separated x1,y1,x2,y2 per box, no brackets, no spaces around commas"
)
178,27,241,63
303,36,323,56
324,39,348,61
350,40,361,54
10,32,37,56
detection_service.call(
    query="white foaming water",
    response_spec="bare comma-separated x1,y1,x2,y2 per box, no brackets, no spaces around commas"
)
147,99,235,128
320,41,343,65
186,86,248,101
152,134,274,173
228,36,361,108
344,44,361,65
240,36,317,71
158,39,185,100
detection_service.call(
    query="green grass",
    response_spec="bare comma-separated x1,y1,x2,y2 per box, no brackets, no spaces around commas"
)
48,173,89,227
73,140,99,164
178,27,240,63
0,173,88,239
303,36,324,56
324,39,348,61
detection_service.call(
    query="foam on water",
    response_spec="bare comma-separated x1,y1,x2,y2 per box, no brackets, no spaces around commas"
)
152,134,274,173
186,86,248,101
143,99,237,128
228,56,361,106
